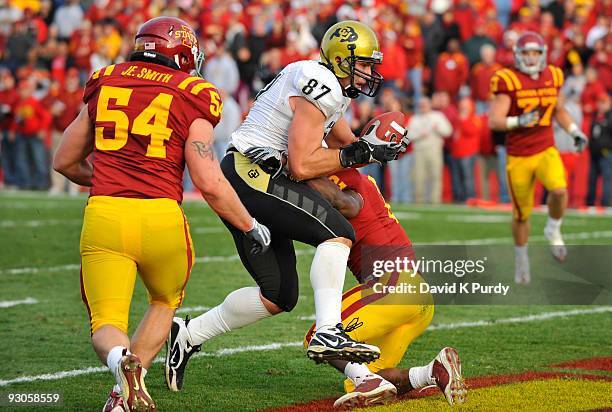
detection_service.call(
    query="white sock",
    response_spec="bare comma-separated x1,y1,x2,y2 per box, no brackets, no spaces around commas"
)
546,217,562,232
187,287,271,346
408,362,434,389
344,362,372,387
113,384,121,394
515,244,528,260
107,346,128,387
310,242,350,330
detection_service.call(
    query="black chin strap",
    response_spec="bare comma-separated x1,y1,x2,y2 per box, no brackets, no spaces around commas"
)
128,51,181,71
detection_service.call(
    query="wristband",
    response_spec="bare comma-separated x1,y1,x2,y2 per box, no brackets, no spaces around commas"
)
506,116,519,130
568,123,579,135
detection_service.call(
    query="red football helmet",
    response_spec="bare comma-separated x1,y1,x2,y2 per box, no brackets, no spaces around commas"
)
134,16,204,76
513,31,547,75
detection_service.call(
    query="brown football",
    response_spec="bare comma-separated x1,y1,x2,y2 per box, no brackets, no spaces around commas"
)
360,111,407,144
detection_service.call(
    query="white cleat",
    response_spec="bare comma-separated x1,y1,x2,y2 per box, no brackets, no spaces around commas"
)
514,252,531,285
333,374,397,409
431,347,467,405
544,226,567,262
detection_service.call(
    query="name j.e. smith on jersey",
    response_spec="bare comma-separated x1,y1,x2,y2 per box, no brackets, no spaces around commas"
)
373,282,510,296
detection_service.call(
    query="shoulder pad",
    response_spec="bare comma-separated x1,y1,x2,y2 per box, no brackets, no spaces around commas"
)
294,61,345,119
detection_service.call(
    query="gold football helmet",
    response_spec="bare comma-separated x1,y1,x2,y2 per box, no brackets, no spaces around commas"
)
320,20,383,98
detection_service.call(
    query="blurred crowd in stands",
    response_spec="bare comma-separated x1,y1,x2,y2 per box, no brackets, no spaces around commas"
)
0,0,611,206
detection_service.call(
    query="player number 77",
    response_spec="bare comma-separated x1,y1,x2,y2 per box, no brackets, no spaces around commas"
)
517,96,557,127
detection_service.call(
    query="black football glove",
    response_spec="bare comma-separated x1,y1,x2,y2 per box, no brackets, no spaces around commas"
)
244,218,271,255
243,146,287,178
339,131,402,167
570,128,588,152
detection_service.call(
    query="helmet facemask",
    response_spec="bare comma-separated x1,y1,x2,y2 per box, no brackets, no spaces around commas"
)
514,44,547,75
334,46,383,98
191,45,205,77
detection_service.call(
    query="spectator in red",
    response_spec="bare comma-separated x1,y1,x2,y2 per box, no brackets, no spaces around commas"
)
496,30,518,67
434,38,469,100
450,97,482,202
378,30,407,95
471,44,501,115
401,17,424,104
478,113,496,201
581,65,607,135
482,9,504,44
69,20,95,77
432,90,460,200
10,79,51,190
588,36,612,94
453,0,477,41
539,11,559,48
0,68,19,188
47,68,82,194
509,7,539,34
548,36,567,69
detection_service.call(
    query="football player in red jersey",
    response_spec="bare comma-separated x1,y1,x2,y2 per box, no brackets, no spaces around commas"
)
53,17,270,411
489,32,588,284
303,169,467,408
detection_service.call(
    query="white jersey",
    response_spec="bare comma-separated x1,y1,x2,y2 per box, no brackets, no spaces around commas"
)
231,60,350,153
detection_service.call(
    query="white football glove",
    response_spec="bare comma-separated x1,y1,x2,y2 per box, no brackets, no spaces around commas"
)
244,218,271,255
243,146,287,178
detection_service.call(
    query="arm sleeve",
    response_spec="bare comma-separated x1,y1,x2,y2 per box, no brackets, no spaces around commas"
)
183,81,223,128
490,69,512,96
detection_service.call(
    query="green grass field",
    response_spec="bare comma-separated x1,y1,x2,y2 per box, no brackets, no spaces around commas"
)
0,192,611,411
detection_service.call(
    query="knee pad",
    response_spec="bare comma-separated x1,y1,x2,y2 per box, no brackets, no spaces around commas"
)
261,284,299,313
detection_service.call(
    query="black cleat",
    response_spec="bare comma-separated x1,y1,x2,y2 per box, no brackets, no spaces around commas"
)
306,323,380,364
165,316,201,392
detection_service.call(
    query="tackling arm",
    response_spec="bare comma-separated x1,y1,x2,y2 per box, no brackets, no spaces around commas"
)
306,177,363,219
185,118,255,233
53,106,94,186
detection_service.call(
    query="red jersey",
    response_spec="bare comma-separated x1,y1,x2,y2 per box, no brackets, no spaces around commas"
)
83,61,222,202
328,168,414,282
491,65,564,156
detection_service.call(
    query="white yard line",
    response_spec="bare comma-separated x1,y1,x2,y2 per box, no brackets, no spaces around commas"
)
3,230,612,276
0,297,38,308
0,219,81,228
175,305,211,314
1,306,610,387
427,306,612,330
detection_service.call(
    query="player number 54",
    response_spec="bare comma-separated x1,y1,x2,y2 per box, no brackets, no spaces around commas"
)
95,85,174,158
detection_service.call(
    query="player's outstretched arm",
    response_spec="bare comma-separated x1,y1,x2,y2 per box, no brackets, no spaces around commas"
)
287,97,343,180
53,106,94,186
186,118,257,233
306,177,363,219
554,93,588,152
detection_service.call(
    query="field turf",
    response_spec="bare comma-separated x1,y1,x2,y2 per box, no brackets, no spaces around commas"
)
0,192,610,411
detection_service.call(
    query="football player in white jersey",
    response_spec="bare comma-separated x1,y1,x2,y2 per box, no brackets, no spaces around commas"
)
165,21,407,392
